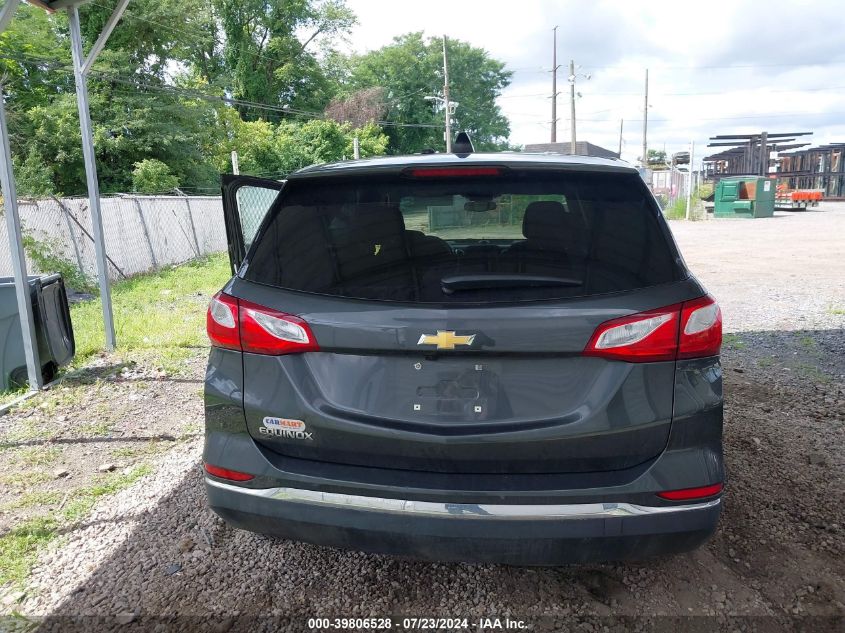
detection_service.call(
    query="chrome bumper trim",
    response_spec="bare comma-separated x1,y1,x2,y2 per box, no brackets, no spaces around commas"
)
206,478,720,520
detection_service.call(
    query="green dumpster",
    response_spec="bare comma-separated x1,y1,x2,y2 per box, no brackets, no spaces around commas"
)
713,176,776,218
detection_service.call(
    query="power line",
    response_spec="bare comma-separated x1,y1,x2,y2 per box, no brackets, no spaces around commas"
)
500,85,845,99
514,59,845,75
512,110,845,123
1,52,444,129
96,73,443,128
85,0,311,77
588,60,845,70
86,0,448,113
8,52,845,131
604,112,845,123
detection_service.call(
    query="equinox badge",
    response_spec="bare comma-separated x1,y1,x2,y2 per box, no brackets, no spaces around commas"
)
417,331,476,350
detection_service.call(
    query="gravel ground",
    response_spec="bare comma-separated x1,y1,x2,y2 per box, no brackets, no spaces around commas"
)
3,204,844,632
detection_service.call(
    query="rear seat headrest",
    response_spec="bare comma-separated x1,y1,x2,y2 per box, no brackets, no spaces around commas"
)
522,201,572,241
351,203,406,232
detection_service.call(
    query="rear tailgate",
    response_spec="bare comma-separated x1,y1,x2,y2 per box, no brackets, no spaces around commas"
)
232,280,704,474
225,165,697,475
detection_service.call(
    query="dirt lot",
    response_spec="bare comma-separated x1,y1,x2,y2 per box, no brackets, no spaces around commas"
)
1,204,844,632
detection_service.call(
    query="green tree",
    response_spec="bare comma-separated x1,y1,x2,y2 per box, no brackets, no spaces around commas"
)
132,159,179,193
79,0,218,79
212,116,388,177
0,4,71,112
348,33,512,154
1,3,511,198
12,149,55,198
4,1,222,195
212,0,355,118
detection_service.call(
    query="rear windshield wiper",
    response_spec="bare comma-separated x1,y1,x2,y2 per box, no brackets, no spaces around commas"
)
441,274,582,294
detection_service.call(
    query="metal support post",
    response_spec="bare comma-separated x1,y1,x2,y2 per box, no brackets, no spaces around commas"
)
642,69,649,169
0,84,42,389
442,36,452,153
68,4,116,350
685,141,695,220
0,0,20,33
569,59,576,154
551,26,557,143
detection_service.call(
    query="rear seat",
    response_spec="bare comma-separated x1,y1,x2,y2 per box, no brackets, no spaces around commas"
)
332,203,415,299
504,201,588,275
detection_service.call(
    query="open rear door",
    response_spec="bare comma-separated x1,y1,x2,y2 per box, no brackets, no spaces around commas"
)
221,174,285,274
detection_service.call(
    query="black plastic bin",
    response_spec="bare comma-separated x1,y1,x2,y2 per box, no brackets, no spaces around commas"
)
0,274,76,390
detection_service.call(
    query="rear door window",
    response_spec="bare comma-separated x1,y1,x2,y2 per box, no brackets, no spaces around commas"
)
243,170,681,303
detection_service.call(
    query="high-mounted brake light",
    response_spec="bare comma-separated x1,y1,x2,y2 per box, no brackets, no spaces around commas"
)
583,295,721,363
406,167,503,178
657,482,723,501
204,463,254,482
206,292,319,355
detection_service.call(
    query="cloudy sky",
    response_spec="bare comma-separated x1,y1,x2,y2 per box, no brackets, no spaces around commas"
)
344,0,845,164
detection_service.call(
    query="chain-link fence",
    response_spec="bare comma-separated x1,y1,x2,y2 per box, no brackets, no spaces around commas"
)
0,194,226,288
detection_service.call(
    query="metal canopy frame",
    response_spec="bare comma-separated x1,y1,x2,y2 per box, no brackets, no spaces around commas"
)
0,0,129,391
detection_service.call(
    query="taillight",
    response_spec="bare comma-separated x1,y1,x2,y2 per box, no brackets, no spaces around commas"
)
657,482,723,501
207,292,240,351
678,295,722,359
206,292,319,355
583,305,681,362
238,298,319,355
583,295,721,363
204,463,254,482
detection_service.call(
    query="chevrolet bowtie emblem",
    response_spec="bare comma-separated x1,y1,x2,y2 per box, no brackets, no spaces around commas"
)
417,331,476,350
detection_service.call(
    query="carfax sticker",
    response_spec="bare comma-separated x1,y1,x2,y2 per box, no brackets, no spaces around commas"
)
260,417,313,440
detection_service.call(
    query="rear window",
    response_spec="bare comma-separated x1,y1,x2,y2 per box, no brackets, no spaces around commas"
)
243,170,682,303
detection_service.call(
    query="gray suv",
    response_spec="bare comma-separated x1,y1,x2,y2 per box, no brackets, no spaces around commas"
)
203,145,723,565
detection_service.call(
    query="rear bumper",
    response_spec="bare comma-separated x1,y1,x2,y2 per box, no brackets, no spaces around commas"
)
204,350,724,564
206,477,720,565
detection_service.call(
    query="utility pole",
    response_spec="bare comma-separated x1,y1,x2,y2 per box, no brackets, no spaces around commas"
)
551,26,558,143
685,141,695,220
642,68,649,169
442,35,452,153
231,150,240,175
569,60,577,154
618,119,624,157
353,136,360,160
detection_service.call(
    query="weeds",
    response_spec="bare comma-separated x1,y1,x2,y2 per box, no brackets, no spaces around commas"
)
0,517,57,586
0,464,152,587
0,471,53,488
14,446,62,467
21,234,96,294
0,491,62,512
795,362,831,384
798,335,817,349
61,464,152,522
664,197,688,220
68,253,229,373
723,334,747,350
